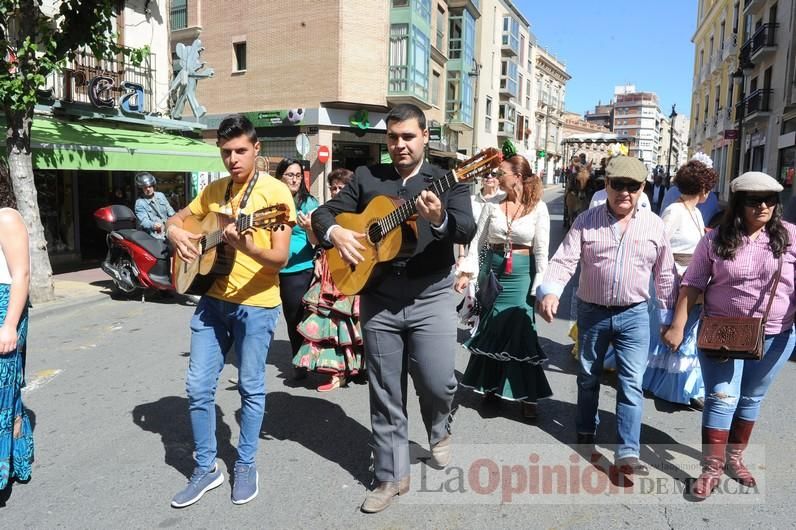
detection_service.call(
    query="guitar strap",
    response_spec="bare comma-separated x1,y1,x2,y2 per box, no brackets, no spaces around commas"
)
224,170,259,216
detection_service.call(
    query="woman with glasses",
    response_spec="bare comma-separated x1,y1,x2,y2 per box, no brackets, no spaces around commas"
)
275,158,319,375
293,169,365,391
643,157,717,410
454,154,552,420
663,171,796,500
0,163,34,492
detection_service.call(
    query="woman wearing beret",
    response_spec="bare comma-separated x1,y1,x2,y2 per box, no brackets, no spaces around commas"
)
663,171,796,500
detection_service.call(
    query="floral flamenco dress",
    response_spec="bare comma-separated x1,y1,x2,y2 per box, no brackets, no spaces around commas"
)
292,251,364,388
0,261,34,489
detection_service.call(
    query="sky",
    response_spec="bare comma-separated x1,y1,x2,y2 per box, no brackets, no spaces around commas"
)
515,0,696,118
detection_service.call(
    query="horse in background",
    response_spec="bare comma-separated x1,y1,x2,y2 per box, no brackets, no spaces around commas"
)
563,162,593,228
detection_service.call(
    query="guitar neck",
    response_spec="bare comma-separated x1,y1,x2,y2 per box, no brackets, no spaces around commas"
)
380,171,458,234
201,213,252,252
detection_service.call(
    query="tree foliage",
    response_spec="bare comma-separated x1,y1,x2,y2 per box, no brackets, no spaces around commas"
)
1,0,145,302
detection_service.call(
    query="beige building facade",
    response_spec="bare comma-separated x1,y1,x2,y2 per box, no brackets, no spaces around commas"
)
531,45,569,183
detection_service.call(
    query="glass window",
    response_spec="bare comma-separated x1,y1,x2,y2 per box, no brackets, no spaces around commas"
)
500,59,518,98
389,24,409,92
525,78,531,109
414,0,431,24
393,0,409,6
234,42,247,71
501,17,520,54
170,0,187,31
432,70,440,106
435,6,445,50
485,96,493,133
448,14,462,59
410,29,430,100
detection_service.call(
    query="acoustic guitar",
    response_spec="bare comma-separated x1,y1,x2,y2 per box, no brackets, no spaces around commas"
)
327,148,502,295
172,204,292,295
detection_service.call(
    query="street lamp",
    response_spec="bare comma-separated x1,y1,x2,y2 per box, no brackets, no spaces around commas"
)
666,104,677,185
731,56,755,177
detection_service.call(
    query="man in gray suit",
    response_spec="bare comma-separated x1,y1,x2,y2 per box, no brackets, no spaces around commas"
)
311,104,476,513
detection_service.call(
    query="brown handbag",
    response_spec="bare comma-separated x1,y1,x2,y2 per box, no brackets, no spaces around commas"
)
697,256,783,360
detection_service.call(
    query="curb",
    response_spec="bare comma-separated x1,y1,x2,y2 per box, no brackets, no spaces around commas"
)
28,279,112,321
29,291,109,320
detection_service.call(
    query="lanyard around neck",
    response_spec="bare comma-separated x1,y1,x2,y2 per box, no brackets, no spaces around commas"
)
224,171,259,216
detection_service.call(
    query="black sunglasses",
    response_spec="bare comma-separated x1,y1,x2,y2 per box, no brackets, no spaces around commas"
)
742,194,779,208
608,179,643,193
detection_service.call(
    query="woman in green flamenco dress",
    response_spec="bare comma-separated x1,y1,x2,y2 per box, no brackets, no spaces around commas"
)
455,153,552,419
293,169,364,391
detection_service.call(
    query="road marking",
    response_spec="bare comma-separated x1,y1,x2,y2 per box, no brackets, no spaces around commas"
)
22,368,62,394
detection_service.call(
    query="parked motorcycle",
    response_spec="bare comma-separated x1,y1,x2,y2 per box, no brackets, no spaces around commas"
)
93,205,174,298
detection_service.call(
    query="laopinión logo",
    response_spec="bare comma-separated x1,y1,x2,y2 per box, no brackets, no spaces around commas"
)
402,444,765,504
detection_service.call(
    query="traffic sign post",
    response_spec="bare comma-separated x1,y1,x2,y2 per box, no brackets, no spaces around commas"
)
317,145,331,164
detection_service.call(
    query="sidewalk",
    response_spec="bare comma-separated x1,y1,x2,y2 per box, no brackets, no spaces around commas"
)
29,268,111,319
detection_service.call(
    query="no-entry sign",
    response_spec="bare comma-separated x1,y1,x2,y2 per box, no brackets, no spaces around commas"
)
317,145,331,164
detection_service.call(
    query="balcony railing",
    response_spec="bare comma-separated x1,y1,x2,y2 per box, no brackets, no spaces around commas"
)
388,66,409,93
170,3,187,31
721,34,737,61
740,23,778,63
738,88,773,118
45,47,155,113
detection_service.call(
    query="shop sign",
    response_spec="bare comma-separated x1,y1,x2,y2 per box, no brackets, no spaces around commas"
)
723,129,738,139
61,66,146,114
247,109,305,127
428,126,442,142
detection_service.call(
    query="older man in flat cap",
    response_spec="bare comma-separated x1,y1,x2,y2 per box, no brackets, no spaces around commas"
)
537,156,677,476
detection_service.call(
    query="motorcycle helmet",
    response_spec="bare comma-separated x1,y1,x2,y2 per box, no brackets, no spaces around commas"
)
135,172,156,188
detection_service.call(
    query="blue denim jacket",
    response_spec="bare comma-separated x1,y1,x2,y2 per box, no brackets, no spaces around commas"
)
134,192,175,238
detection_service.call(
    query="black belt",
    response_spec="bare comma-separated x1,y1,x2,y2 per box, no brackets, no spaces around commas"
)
583,300,644,311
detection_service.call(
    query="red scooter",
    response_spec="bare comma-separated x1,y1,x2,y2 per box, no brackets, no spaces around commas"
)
93,205,175,298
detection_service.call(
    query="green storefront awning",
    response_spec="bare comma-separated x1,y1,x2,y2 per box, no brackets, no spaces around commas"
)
16,115,226,172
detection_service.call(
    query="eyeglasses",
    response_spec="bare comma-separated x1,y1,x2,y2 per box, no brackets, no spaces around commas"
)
487,169,505,178
742,194,778,208
608,179,643,193
282,172,303,180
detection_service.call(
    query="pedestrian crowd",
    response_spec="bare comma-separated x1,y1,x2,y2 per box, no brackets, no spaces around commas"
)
2,104,794,513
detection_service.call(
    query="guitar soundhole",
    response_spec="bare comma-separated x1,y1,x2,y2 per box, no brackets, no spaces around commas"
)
367,223,383,244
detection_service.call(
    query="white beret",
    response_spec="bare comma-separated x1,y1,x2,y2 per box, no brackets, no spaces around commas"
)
730,171,783,193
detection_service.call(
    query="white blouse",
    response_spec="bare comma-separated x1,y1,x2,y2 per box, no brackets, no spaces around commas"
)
661,201,705,275
460,200,550,291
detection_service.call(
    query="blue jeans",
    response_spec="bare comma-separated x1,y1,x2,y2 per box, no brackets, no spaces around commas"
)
577,301,650,459
699,328,795,430
187,296,280,470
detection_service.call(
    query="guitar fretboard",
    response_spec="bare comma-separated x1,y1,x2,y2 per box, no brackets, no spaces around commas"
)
378,171,458,234
201,213,252,252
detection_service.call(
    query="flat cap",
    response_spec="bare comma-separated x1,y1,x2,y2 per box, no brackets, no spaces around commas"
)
730,171,783,193
605,156,648,183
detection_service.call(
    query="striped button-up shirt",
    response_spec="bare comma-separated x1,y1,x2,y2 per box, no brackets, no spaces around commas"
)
537,204,677,322
682,224,796,335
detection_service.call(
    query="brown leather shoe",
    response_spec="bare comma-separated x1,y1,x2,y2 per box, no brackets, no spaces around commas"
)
615,456,650,476
360,477,410,513
430,434,452,468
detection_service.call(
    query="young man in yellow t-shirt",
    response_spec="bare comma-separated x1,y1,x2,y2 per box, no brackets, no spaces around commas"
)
165,114,296,507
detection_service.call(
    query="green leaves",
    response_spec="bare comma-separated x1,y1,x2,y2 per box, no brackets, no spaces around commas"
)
1,0,148,115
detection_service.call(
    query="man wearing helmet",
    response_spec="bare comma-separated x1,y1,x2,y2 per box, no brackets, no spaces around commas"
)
134,172,175,239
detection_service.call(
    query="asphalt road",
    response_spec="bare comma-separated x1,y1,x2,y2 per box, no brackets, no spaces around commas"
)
5,187,796,528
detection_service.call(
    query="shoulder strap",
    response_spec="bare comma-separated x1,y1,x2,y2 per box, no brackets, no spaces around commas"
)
762,256,784,322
